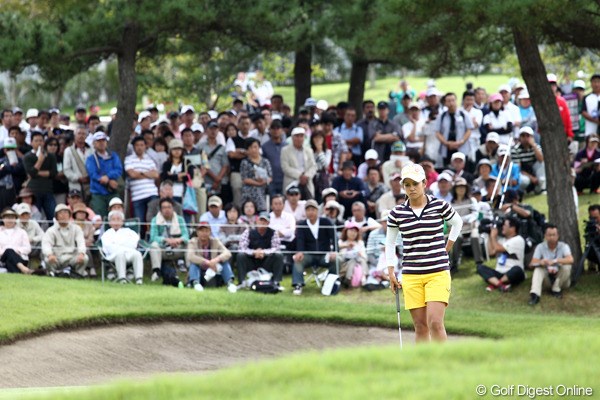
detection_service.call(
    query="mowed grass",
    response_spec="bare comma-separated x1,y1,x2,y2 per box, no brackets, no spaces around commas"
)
1,193,598,400
276,74,513,106
16,334,599,400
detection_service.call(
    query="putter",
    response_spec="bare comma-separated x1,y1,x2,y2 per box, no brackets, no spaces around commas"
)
395,288,403,350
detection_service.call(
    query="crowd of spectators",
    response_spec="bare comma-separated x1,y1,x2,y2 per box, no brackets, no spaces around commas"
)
0,73,599,300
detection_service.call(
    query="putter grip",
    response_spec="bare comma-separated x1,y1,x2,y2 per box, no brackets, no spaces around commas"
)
395,289,401,312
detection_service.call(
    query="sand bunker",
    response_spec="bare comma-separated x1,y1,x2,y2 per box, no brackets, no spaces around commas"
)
0,321,460,388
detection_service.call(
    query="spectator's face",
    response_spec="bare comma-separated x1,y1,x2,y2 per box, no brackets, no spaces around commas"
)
292,133,304,149
271,197,284,213
68,195,81,205
426,95,438,106
401,98,411,110
140,117,150,130
342,167,353,180
226,207,239,222
89,119,100,132
21,195,33,205
183,111,195,125
486,140,499,151
75,128,87,145
261,110,271,125
286,191,300,204
2,215,16,228
344,110,356,125
13,112,23,124
519,98,531,108
455,185,467,198
438,179,451,194
160,184,173,199
209,204,221,217
270,126,282,140
110,204,124,213
390,178,401,193
207,127,218,139
352,204,365,220
305,206,318,221
144,133,154,147
46,140,59,154
272,97,283,110
257,218,268,229
478,164,491,177
544,227,559,246
74,211,87,221
502,220,513,237
226,125,237,138
94,139,108,153
134,140,146,156
197,227,210,241
490,100,502,111
363,103,375,118
160,202,174,219
2,111,12,126
246,141,260,158
590,209,600,223
475,89,487,104
445,95,457,112
31,135,43,150
218,115,230,129
463,95,475,109
346,228,358,241
19,212,30,222
109,214,124,230
378,107,389,120
199,114,211,125
254,119,265,132
451,158,464,171
409,108,420,119
239,118,251,133
368,169,380,184
243,201,256,217
75,111,86,123
587,137,598,150
38,114,49,127
181,131,194,147
500,90,510,103
56,210,71,224
591,78,600,93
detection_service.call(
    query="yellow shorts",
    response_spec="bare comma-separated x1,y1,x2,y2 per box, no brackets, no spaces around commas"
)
402,270,451,310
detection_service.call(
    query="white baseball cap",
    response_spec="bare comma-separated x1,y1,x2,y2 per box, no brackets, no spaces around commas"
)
137,110,151,123
519,126,535,136
498,84,511,93
92,132,109,142
400,163,426,184
486,132,500,143
573,80,586,90
109,197,123,208
426,87,440,97
316,99,328,111
437,172,453,182
518,90,530,99
365,149,378,160
547,73,558,83
291,127,306,136
451,152,466,162
191,123,204,133
181,105,195,114
25,108,38,120
497,145,511,156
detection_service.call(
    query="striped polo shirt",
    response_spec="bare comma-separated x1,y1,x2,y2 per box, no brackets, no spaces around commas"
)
124,153,159,202
387,195,456,275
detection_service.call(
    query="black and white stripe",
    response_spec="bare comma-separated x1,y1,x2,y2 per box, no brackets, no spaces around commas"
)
387,195,456,274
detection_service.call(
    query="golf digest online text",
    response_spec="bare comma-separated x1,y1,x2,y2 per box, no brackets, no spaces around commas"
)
475,384,593,398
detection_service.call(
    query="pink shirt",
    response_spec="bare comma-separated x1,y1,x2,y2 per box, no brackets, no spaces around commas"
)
0,226,31,258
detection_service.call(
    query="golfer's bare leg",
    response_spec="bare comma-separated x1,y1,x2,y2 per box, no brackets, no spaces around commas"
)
487,276,501,287
409,307,430,342
426,301,447,342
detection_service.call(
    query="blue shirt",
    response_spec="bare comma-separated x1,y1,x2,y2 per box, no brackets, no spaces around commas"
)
491,163,521,193
335,124,363,156
86,151,123,195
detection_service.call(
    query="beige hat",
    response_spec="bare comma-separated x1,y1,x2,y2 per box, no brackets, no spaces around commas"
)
109,197,124,208
305,199,319,209
168,139,184,151
54,204,71,215
208,196,223,207
1,208,18,218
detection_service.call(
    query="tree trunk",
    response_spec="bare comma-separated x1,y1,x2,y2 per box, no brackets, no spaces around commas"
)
348,59,369,119
294,44,312,115
111,22,139,161
513,29,582,263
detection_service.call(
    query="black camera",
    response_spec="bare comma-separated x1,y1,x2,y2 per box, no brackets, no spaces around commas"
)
479,217,504,234
584,219,599,242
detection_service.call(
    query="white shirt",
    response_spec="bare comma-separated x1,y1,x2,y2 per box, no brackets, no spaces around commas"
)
350,216,381,230
269,210,296,242
225,131,257,153
306,217,320,239
284,200,306,222
503,102,522,136
124,153,159,202
197,131,226,147
583,92,600,134
101,227,140,260
0,126,9,141
402,119,425,150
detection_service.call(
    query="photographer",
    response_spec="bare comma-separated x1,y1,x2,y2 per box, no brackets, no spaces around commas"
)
586,204,600,269
528,224,574,305
477,216,526,292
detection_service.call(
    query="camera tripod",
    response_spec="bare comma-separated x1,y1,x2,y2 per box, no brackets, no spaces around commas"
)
572,236,600,286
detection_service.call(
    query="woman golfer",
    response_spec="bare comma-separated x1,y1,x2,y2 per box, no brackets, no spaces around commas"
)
386,163,463,342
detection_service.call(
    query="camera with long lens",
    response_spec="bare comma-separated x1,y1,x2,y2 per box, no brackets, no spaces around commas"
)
479,217,505,235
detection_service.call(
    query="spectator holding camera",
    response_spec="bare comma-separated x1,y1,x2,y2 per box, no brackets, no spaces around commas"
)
528,224,574,305
477,216,526,292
